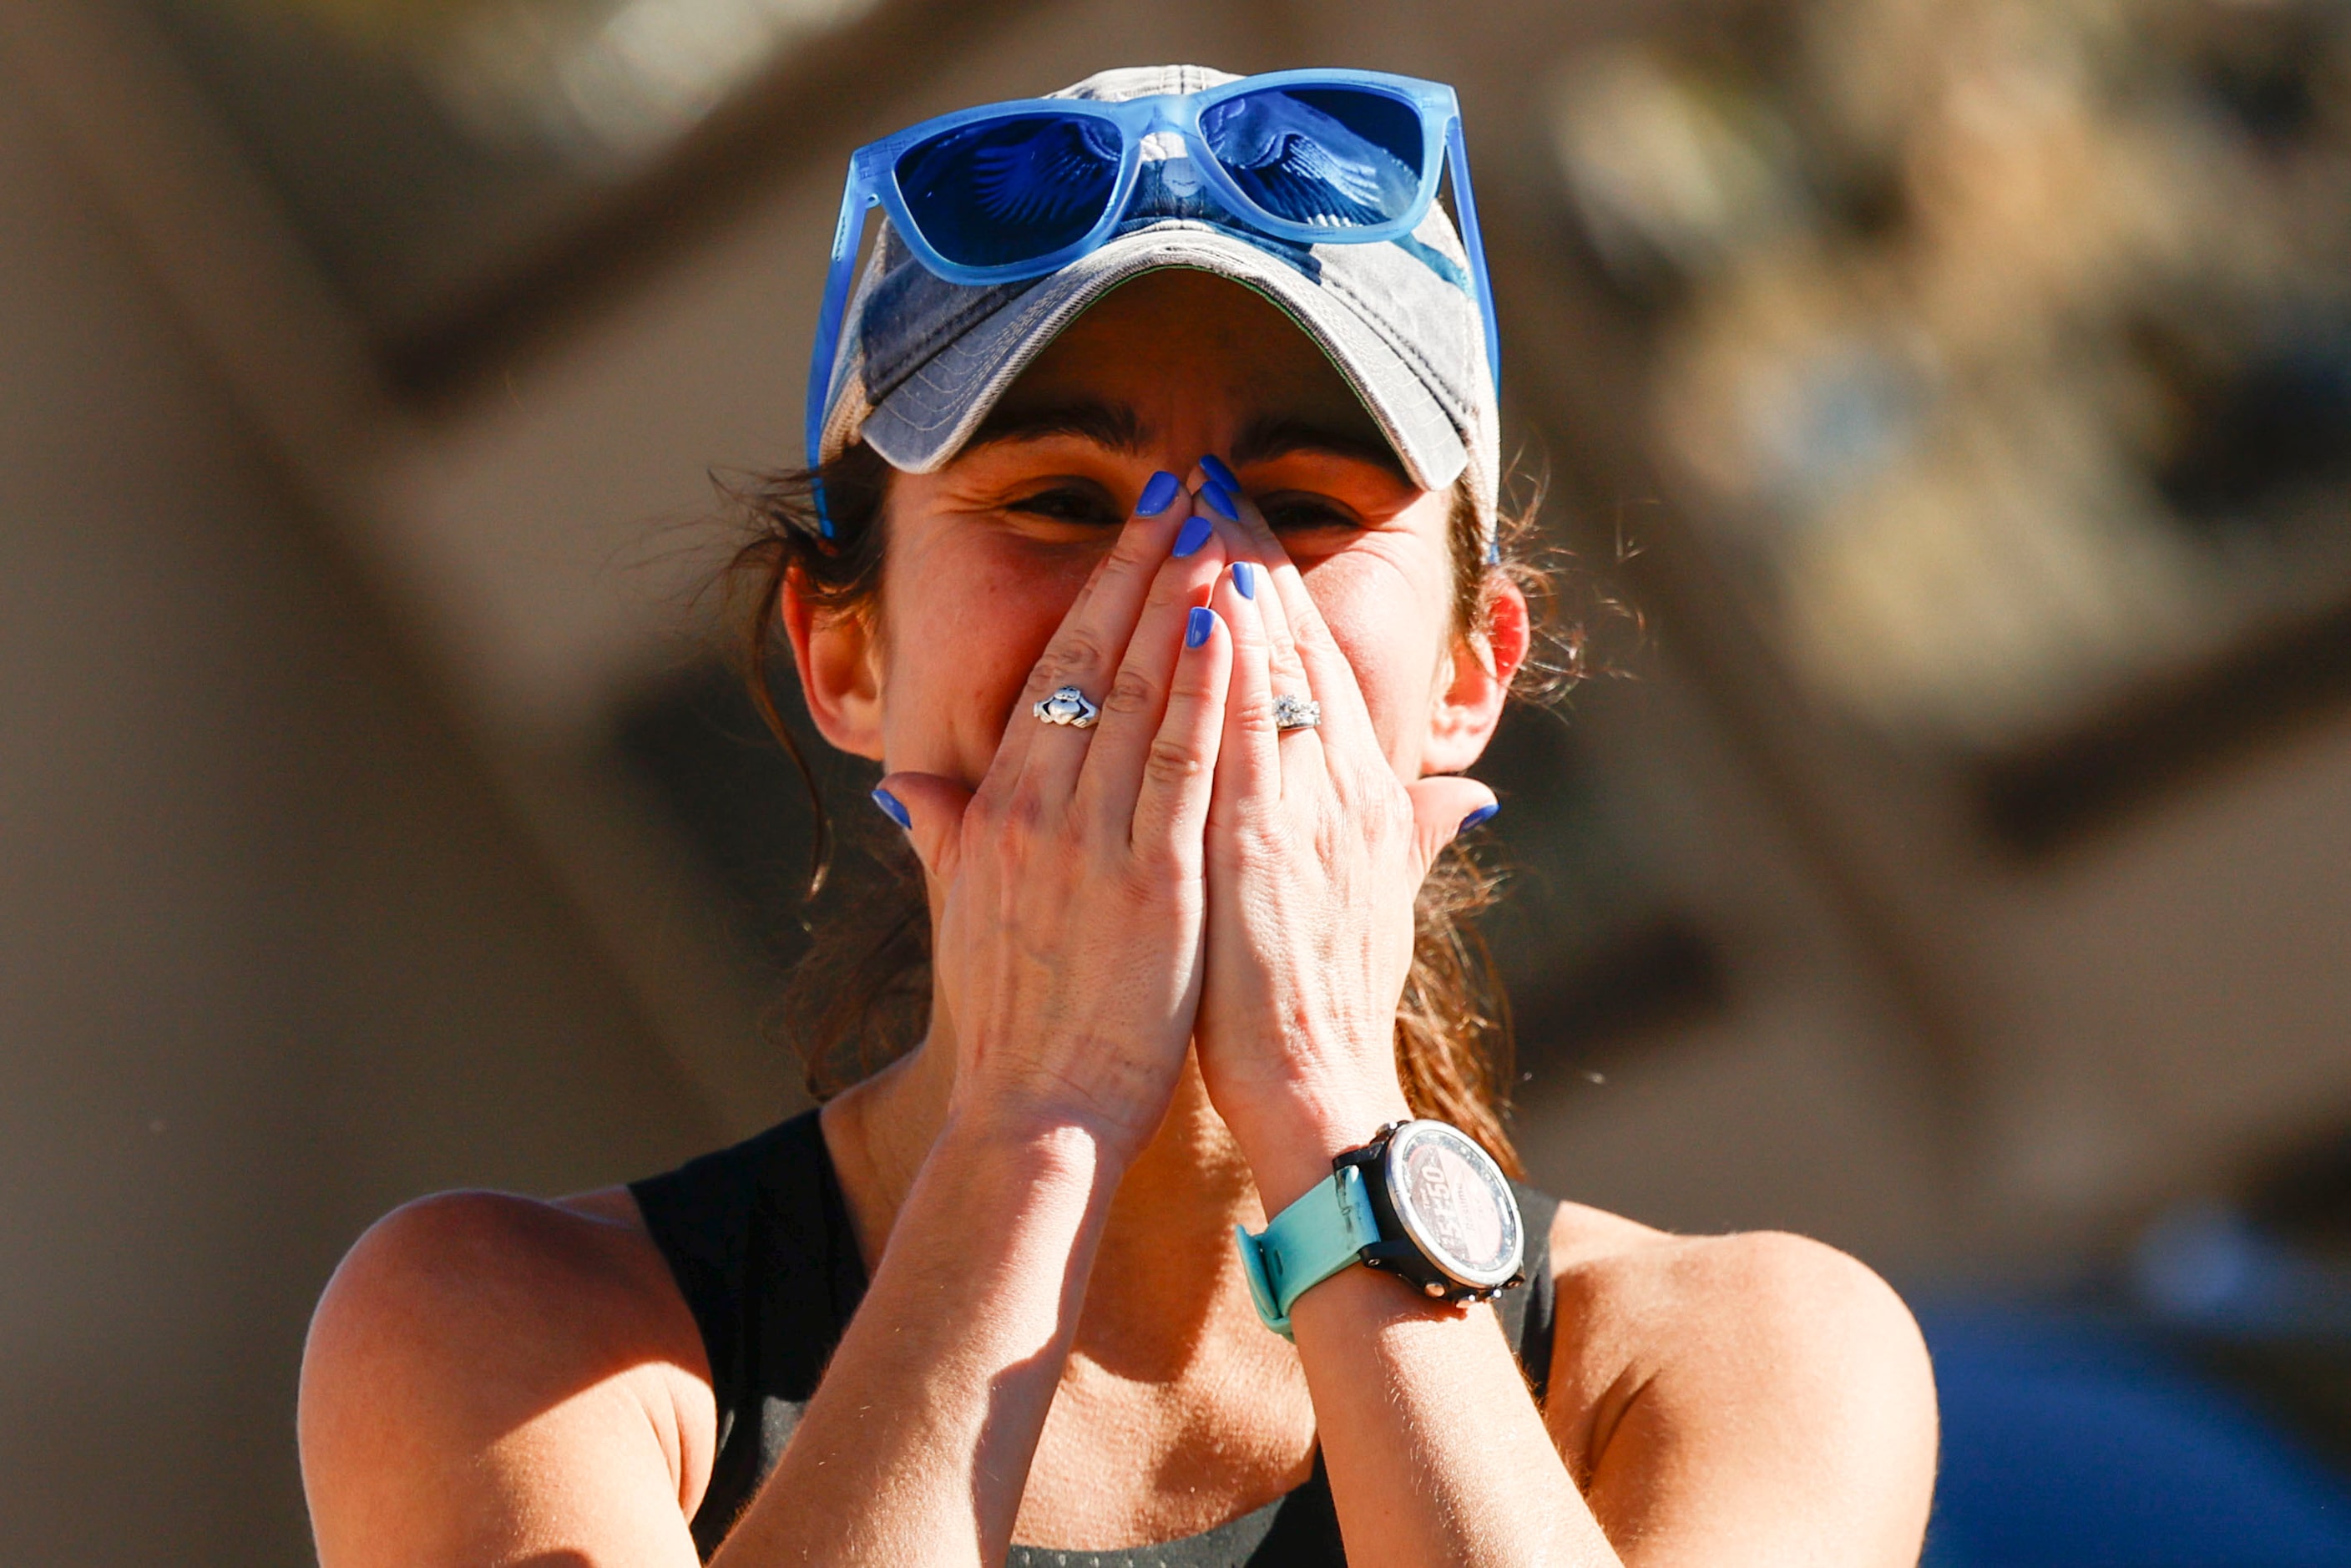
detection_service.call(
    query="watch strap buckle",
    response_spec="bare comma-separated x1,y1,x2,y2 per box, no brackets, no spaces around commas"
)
1234,1163,1381,1339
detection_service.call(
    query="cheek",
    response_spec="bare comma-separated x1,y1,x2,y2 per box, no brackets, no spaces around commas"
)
1303,552,1451,770
878,543,1087,779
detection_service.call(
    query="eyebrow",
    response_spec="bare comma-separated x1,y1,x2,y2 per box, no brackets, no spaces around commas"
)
1229,415,1409,483
960,398,1411,484
965,397,1150,454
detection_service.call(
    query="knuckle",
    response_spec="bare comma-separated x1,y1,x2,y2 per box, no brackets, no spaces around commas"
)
1031,636,1107,690
1059,634,1109,673
965,785,1008,831
1143,734,1209,791
1228,690,1277,731
1105,667,1159,716
998,788,1048,840
1109,525,1163,569
1147,555,1208,600
1222,827,1273,872
1120,854,1190,901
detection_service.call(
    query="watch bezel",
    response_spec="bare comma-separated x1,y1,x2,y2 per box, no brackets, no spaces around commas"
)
1378,1119,1524,1292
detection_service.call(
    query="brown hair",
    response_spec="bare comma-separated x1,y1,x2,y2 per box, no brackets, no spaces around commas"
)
723,443,1578,1178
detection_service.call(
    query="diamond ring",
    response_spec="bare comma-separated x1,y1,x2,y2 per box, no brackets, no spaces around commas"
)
1272,693,1322,732
1034,685,1100,730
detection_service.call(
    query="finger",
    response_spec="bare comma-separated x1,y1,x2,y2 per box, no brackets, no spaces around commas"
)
1403,777,1499,880
1207,478,1375,755
995,475,1191,769
1079,514,1231,830
871,771,976,888
1227,558,1321,751
999,473,1204,803
1192,473,1310,699
1209,559,1284,822
1127,600,1232,858
974,538,1117,803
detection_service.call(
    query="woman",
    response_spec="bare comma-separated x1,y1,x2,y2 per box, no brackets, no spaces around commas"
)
299,65,1938,1566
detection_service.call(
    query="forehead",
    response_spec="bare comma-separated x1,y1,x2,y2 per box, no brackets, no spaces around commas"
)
988,269,1391,453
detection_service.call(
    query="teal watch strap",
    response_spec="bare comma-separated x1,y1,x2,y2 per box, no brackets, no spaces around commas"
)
1233,1164,1383,1339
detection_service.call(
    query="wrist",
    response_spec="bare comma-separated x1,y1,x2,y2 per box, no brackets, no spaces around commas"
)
932,1100,1135,1201
943,1061,1168,1169
1240,1116,1532,1339
1230,1083,1413,1215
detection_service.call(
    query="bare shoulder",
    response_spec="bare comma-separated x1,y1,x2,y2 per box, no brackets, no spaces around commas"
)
1545,1202,1931,1380
299,1186,712,1568
1543,1204,1937,1564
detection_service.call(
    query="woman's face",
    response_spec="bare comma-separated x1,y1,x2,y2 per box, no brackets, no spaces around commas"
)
801,269,1516,788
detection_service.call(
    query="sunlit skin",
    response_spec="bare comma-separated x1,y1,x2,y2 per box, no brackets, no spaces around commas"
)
830,271,1485,792
297,271,1939,1568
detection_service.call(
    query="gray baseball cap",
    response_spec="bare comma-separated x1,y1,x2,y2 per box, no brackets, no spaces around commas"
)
814,64,1502,540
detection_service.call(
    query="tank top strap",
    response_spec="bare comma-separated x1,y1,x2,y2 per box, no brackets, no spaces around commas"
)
629,1110,866,1557
1501,1179,1562,1404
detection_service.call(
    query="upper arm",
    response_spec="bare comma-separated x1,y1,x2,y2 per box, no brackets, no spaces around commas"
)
1561,1228,1939,1566
298,1189,716,1568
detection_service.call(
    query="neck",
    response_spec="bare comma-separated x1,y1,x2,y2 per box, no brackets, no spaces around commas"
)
821,1034,1275,1368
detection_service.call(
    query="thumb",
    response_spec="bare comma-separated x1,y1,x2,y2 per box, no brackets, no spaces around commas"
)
870,771,974,887
1403,776,1500,878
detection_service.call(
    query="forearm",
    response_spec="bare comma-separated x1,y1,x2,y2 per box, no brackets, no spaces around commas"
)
1291,1273,1616,1567
712,1112,1122,1568
1246,1111,1617,1568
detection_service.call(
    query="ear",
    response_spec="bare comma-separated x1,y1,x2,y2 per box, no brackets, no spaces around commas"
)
780,568,887,761
1421,574,1528,776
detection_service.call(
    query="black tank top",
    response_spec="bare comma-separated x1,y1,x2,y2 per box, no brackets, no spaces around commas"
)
630,1110,1560,1565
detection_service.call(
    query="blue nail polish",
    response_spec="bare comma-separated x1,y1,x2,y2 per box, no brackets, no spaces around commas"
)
1186,605,1216,648
1459,802,1500,833
871,787,912,831
1201,454,1239,491
1137,470,1181,516
1230,561,1256,599
1172,513,1215,559
1201,480,1239,522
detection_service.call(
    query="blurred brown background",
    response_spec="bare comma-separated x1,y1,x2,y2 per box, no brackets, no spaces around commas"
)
5,0,2350,1561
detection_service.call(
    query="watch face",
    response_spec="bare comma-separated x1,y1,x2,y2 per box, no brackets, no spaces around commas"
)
1383,1121,1524,1288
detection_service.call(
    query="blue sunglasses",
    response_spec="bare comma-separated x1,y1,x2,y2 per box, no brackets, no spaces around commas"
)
806,68,1499,519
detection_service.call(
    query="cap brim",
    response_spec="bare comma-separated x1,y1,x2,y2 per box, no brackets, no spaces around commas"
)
850,223,1471,494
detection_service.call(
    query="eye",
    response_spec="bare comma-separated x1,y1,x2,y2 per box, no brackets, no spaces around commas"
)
1256,490,1363,534
1005,482,1123,529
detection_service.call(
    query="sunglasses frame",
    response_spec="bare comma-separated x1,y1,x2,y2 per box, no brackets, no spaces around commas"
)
806,68,1499,512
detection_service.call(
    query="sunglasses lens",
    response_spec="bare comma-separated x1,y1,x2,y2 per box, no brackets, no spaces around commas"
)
1201,86,1428,230
894,114,1123,268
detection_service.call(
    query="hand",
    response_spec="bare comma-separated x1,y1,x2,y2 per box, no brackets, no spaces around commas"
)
1188,478,1496,1211
875,483,1235,1164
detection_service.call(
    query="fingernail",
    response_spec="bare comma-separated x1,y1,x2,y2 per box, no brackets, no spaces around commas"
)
1201,454,1239,491
1201,480,1239,522
1137,470,1181,516
1458,802,1500,833
871,787,912,831
1186,605,1216,648
1230,561,1256,599
1172,513,1215,559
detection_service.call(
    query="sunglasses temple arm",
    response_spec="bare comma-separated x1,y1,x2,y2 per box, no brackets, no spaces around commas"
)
807,165,878,536
1443,116,1502,401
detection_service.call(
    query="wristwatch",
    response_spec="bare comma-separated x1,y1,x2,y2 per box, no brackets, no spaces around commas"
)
1234,1119,1525,1338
